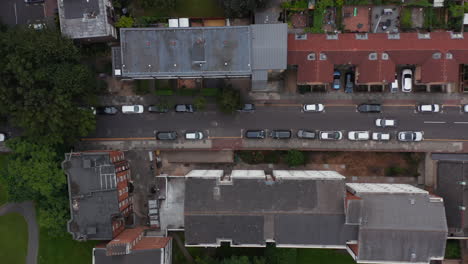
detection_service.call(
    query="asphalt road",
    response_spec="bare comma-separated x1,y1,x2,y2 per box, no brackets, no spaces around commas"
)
89,103,468,141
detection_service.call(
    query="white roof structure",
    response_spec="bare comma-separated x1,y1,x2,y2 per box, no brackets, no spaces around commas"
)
179,18,189,27
434,0,444,7
273,170,345,180
230,170,265,179
464,14,468,25
185,170,223,178
347,183,428,194
168,19,179,28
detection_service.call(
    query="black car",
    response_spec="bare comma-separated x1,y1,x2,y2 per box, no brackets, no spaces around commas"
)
297,129,316,139
24,0,44,3
345,72,354,93
156,131,177,140
357,103,382,113
96,106,118,115
148,105,169,113
270,130,292,139
175,104,194,113
238,104,255,112
245,130,266,139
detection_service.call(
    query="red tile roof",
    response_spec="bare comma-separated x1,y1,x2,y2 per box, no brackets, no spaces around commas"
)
288,32,468,84
133,236,171,251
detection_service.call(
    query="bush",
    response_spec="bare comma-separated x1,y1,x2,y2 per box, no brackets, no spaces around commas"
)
400,8,412,29
115,16,134,28
201,88,219,97
154,89,173,96
217,85,241,114
285,150,306,167
445,240,461,259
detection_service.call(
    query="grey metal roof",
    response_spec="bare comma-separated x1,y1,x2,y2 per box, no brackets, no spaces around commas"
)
63,0,100,19
352,193,447,264
63,152,121,240
119,27,252,78
251,23,287,70
184,176,351,246
436,161,468,233
94,248,162,264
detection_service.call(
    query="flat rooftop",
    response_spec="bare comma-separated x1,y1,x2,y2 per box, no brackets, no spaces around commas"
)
120,27,252,78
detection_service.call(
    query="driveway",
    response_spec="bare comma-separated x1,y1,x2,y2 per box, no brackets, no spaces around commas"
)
0,201,38,264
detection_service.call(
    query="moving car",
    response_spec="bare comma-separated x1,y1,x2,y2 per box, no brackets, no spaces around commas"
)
398,131,423,142
96,106,118,115
155,131,177,140
0,133,6,142
238,104,255,112
303,104,324,112
401,69,413,92
297,130,316,139
345,72,354,93
122,105,144,114
357,104,382,113
375,118,396,128
270,130,292,139
245,130,266,139
348,131,370,141
148,105,169,113
372,132,391,141
319,131,343,140
175,104,194,113
185,131,204,140
333,71,341,90
463,105,468,113
417,104,440,113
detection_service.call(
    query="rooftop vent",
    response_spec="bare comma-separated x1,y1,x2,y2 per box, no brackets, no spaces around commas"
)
307,53,316,61
83,159,92,168
368,53,377,60
387,33,400,39
446,52,453,60
418,33,431,39
295,34,307,40
326,34,339,40
319,53,327,61
432,52,442,59
410,198,415,205
451,32,464,39
411,253,416,259
381,53,389,60
355,33,368,40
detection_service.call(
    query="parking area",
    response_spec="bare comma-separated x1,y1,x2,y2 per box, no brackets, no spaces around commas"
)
371,6,400,33
0,0,47,26
343,6,370,32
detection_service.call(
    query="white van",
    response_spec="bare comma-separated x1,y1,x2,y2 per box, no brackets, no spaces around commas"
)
185,131,204,140
122,105,144,114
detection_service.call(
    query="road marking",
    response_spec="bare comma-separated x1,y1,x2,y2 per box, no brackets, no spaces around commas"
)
423,121,446,124
425,139,468,142
454,122,468,124
208,136,242,139
82,137,155,141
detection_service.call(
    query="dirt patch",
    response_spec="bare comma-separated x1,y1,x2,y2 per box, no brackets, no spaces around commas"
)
107,78,136,96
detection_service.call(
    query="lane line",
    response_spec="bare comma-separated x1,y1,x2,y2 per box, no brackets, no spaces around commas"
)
425,139,468,142
423,121,446,124
454,122,468,124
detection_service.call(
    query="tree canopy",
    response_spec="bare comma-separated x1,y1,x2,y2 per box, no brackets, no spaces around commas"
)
221,0,268,18
0,27,97,145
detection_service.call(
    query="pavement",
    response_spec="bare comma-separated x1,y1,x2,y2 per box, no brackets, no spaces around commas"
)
0,201,38,264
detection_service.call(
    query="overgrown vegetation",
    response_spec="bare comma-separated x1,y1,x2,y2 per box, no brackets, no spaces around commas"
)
445,240,461,259
285,150,306,167
400,8,412,29
221,0,268,18
237,150,307,167
217,85,242,114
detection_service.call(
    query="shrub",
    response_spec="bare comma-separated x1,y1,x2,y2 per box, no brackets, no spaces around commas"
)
201,88,218,97
115,16,134,28
154,89,173,96
285,150,306,167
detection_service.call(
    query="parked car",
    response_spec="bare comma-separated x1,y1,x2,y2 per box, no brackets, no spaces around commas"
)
463,105,468,113
390,74,398,93
175,104,194,113
245,130,266,139
156,131,177,140
345,72,354,93
417,104,440,113
333,71,341,90
319,131,343,140
270,130,292,139
148,105,169,113
303,104,324,112
0,133,6,142
238,104,255,112
297,129,316,139
401,69,413,92
375,118,396,127
372,132,391,141
122,105,144,114
96,106,118,115
185,131,204,140
357,104,382,113
348,131,370,141
25,0,44,3
398,131,423,142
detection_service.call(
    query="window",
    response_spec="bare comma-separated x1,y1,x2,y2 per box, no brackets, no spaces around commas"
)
307,53,315,61
295,34,307,40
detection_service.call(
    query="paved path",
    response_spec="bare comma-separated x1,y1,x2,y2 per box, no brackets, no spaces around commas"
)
0,201,38,264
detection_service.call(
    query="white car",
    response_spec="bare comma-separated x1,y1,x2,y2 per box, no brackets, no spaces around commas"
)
372,132,391,141
417,104,440,113
375,118,396,128
0,133,5,142
462,104,468,113
348,131,370,141
398,131,423,142
401,69,412,92
122,105,144,114
303,104,324,112
185,131,204,140
319,131,343,140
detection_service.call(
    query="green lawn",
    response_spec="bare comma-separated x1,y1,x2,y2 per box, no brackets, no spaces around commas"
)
0,213,29,264
297,249,356,264
136,0,224,17
38,229,99,264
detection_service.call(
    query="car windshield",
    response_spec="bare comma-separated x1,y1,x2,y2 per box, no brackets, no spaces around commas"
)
134,106,139,111
404,74,411,78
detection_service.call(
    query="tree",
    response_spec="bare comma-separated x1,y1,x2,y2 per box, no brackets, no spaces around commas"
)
217,85,241,114
141,0,176,9
194,96,207,111
115,16,134,28
285,150,306,168
222,0,268,18
0,28,97,145
221,256,251,264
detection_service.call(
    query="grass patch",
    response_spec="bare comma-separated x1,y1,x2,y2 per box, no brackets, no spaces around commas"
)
133,79,152,95
38,229,99,264
445,240,461,259
201,88,218,97
297,248,355,264
0,213,28,264
0,154,9,206
177,88,199,96
155,89,174,96
400,8,412,29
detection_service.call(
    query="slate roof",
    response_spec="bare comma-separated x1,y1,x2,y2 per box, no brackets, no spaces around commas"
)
347,185,447,264
184,170,355,247
288,32,468,84
63,152,120,240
